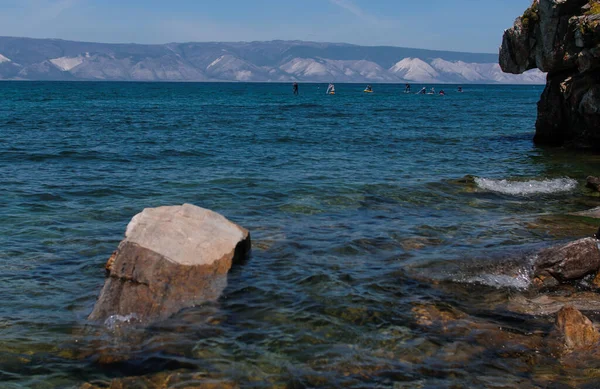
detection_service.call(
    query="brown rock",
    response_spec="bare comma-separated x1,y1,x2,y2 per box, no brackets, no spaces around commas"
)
587,176,600,191
506,291,600,316
411,303,467,331
80,370,239,389
533,237,600,282
570,206,600,218
593,272,600,289
89,204,250,323
555,305,600,350
532,274,560,289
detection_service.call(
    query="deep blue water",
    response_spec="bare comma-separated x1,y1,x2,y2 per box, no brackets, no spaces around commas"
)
1,82,600,388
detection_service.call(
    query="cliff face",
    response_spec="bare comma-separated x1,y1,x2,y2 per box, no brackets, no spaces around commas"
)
500,0,600,148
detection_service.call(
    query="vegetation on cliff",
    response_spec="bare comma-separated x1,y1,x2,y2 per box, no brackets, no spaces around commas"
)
521,1,539,31
586,0,600,15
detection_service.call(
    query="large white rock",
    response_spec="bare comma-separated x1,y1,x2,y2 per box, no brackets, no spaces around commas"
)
89,204,251,323
125,204,247,266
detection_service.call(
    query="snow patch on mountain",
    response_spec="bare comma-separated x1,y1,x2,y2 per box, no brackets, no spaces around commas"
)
0,54,11,63
473,63,546,84
430,59,485,82
50,56,84,71
389,58,439,82
280,58,398,81
207,56,224,69
280,58,330,77
235,70,252,81
204,54,262,81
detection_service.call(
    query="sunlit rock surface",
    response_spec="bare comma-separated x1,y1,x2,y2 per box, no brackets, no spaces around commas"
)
88,204,251,323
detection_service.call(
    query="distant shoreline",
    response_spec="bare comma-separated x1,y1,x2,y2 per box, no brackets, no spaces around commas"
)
0,80,546,86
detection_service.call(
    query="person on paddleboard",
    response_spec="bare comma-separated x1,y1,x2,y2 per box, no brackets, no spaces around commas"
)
293,82,299,95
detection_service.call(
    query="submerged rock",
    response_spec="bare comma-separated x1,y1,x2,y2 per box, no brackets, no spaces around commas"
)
555,305,600,350
500,0,600,148
506,291,600,315
88,204,251,323
80,370,240,389
570,206,600,218
533,237,600,282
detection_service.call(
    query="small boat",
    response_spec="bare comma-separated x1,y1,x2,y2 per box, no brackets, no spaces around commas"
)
364,89,373,93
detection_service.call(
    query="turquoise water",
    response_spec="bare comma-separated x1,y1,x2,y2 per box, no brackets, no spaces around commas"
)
2,82,600,388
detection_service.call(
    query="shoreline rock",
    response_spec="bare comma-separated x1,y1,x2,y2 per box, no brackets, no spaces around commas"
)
533,237,600,282
88,204,251,323
587,176,600,191
500,0,600,148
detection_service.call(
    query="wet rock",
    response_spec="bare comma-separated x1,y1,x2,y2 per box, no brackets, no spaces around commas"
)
89,204,250,323
593,272,600,288
506,291,600,316
587,176,600,191
534,237,600,282
570,206,600,218
451,174,477,185
532,274,560,289
555,305,600,350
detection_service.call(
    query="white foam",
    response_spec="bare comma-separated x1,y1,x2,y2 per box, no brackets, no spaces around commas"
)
475,177,577,196
104,313,140,329
0,54,11,63
459,268,532,290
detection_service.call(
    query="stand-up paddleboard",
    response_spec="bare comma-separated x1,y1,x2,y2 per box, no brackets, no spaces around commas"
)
364,90,373,93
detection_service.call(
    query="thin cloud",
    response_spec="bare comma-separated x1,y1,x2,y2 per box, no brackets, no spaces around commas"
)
328,0,390,26
24,0,82,22
47,0,81,19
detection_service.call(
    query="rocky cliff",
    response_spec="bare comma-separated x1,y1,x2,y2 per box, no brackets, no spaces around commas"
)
500,0,600,148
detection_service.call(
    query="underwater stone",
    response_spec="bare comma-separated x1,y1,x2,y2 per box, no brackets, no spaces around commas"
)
555,305,600,350
88,204,250,323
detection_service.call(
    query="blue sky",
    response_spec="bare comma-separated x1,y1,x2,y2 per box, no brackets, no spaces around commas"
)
0,0,531,53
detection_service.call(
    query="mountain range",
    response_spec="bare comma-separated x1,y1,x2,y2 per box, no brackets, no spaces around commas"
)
0,37,544,84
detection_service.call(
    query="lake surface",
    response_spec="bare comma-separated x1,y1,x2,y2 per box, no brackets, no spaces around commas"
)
2,82,600,388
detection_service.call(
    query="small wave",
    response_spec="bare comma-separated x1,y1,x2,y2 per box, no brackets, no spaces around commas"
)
104,313,140,329
457,267,532,290
474,177,577,196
